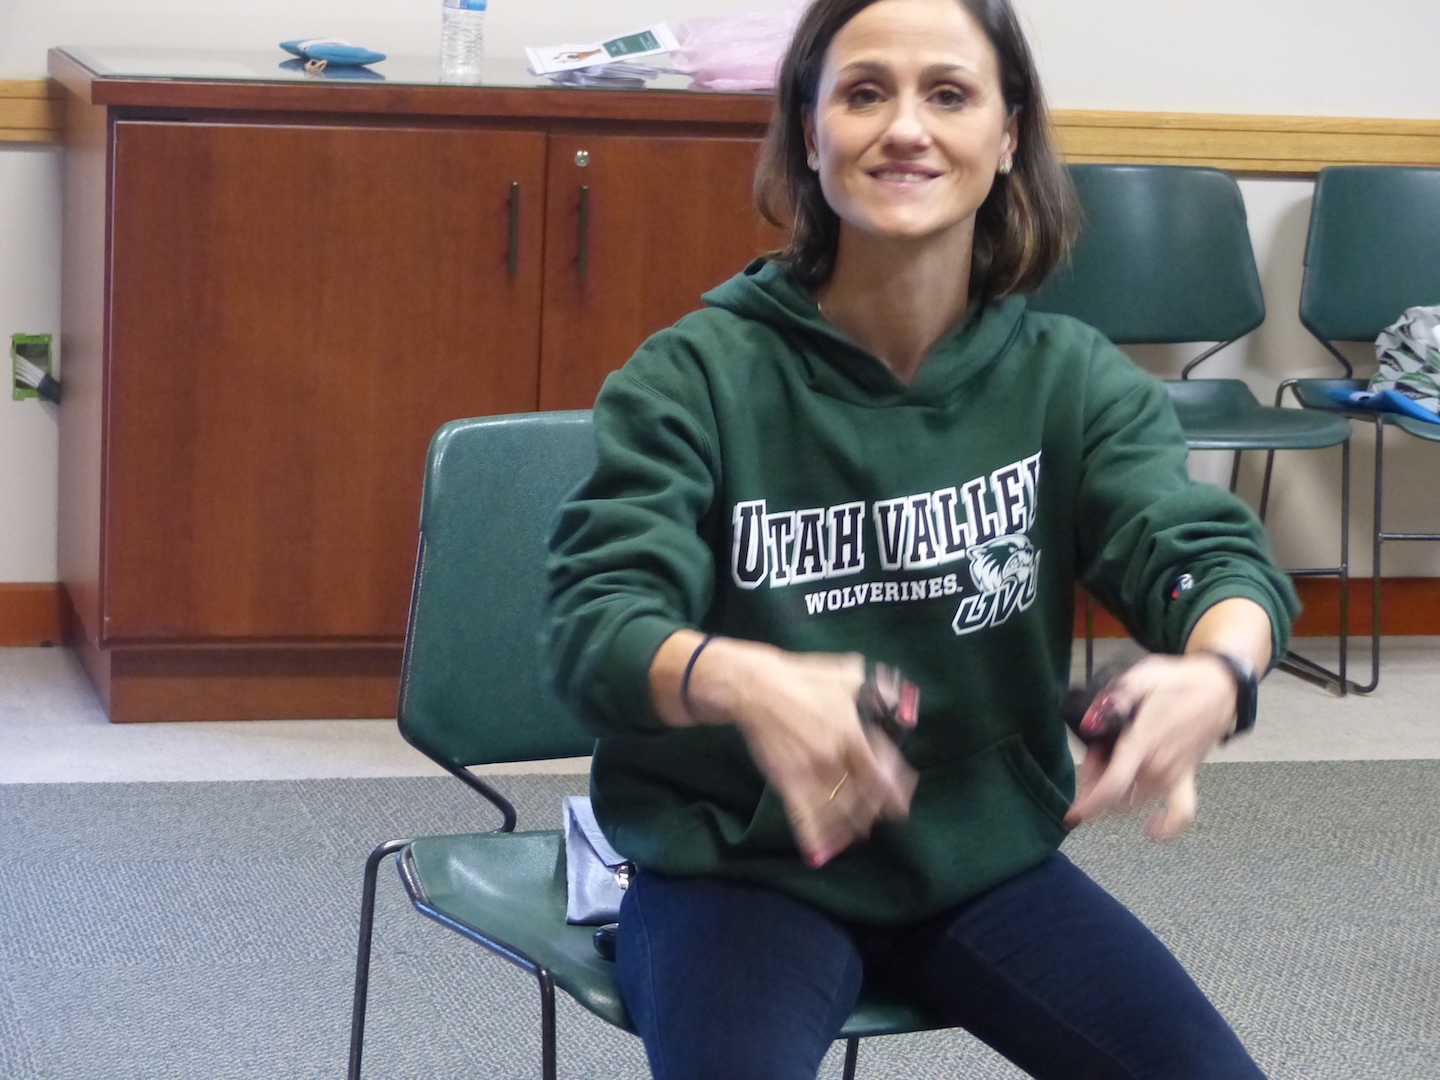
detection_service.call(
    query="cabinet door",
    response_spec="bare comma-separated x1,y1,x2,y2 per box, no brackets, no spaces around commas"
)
105,122,546,642
538,134,786,410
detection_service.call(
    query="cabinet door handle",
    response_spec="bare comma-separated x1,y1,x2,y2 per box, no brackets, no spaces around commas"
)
507,182,520,278
577,185,590,281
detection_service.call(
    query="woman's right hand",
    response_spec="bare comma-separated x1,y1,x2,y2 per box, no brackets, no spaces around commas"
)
651,632,917,867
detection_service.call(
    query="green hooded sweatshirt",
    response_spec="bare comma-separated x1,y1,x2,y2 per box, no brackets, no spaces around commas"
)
546,258,1298,926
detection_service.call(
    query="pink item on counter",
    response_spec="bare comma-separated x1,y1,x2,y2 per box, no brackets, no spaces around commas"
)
672,5,805,92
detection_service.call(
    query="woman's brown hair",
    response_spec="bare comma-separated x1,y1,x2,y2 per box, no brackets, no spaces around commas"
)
755,0,1077,295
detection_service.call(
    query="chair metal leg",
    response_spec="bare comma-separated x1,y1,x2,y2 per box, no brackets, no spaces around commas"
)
1266,378,1376,694
1262,432,1365,696
348,838,412,1080
1339,436,1351,690
538,968,558,1080
1228,450,1243,494
1326,414,1393,696
1277,435,1356,694
1359,412,1440,691
1360,415,1387,694
842,1037,860,1080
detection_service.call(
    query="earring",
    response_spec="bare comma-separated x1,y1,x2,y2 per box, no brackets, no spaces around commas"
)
807,152,819,171
998,156,1013,176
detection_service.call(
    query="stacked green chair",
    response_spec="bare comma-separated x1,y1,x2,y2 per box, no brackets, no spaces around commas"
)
1268,166,1440,692
1028,164,1355,690
347,411,945,1080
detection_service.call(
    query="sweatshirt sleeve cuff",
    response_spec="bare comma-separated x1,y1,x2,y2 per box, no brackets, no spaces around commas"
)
1178,578,1295,674
591,613,688,735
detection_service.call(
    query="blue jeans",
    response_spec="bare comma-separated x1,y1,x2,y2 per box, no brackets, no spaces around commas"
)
616,853,1265,1080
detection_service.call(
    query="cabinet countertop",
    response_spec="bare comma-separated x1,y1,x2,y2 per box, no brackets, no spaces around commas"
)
48,46,775,126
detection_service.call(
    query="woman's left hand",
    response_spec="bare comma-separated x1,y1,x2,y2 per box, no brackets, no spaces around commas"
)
1062,654,1238,838
1064,595,1271,838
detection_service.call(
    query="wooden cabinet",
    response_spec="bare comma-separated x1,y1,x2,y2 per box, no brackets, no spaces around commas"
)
107,122,547,642
51,50,778,721
539,134,783,409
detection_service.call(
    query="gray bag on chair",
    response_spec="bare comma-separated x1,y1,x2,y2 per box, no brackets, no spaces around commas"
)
1371,305,1440,417
563,795,634,925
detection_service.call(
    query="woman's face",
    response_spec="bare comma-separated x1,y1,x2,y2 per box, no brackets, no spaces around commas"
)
807,0,1018,247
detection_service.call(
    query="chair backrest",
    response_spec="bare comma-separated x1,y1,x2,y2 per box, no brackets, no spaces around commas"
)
1299,166,1440,343
1028,164,1265,347
398,410,598,771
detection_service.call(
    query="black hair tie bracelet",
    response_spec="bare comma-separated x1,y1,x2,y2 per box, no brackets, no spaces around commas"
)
680,634,718,722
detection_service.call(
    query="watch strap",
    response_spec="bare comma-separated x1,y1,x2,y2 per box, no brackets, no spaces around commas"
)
1198,650,1258,740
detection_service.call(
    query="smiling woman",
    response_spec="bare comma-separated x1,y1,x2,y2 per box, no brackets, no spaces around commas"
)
756,0,1074,301
754,0,1075,383
545,1,1297,1077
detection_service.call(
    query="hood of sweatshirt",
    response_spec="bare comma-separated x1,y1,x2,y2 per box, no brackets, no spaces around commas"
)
700,257,1029,408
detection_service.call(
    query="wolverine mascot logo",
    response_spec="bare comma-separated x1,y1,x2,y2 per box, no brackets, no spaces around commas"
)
951,535,1039,636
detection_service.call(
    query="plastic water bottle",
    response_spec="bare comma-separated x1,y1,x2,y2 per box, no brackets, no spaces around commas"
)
440,0,487,83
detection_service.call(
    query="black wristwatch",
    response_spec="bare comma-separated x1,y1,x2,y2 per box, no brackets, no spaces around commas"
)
1201,651,1258,740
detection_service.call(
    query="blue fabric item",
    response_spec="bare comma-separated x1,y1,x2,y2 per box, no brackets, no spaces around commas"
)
616,854,1266,1080
279,39,386,66
1325,387,1440,424
564,795,631,925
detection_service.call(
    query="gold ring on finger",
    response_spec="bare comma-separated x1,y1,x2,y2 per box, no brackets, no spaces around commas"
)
828,772,849,801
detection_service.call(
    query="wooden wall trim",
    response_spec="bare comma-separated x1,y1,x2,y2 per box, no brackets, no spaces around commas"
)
1078,578,1440,639
0,80,63,144
13,578,1436,647
10,73,1440,174
1288,577,1440,638
1052,109,1440,175
0,583,67,646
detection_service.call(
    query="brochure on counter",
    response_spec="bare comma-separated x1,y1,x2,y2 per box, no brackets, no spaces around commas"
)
526,24,680,76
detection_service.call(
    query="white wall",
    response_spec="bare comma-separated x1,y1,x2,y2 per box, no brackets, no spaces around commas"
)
1017,0,1440,119
0,0,1436,582
0,148,61,581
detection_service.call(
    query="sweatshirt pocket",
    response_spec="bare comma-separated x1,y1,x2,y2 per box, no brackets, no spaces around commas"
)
733,782,796,855
994,734,1073,827
865,735,1071,915
730,734,1072,860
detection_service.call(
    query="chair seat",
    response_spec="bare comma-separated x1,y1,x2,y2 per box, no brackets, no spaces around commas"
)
401,830,947,1040
841,988,946,1039
1165,378,1352,450
1290,377,1440,442
1391,415,1440,442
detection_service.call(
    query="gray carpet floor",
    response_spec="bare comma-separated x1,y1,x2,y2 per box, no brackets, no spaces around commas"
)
1,763,1437,1079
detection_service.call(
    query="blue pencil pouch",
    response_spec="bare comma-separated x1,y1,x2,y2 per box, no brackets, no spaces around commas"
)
280,38,387,67
1325,387,1440,424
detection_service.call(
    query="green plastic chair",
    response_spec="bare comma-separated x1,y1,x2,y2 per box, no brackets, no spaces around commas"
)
346,411,945,1080
1271,166,1440,691
1028,164,1354,690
